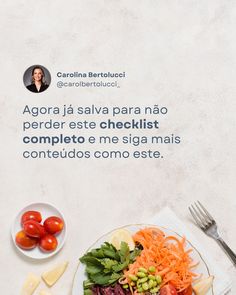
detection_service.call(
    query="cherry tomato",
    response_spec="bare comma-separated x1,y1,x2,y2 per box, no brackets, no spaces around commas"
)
44,216,64,235
23,220,46,238
160,284,178,295
21,211,42,225
15,230,38,250
178,285,193,295
39,234,58,252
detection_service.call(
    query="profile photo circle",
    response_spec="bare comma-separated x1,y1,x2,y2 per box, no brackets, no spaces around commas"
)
23,65,51,93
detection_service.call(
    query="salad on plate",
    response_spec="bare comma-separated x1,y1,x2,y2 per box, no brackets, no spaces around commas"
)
78,226,214,295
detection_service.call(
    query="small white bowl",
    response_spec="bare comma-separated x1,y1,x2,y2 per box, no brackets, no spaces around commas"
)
11,202,67,260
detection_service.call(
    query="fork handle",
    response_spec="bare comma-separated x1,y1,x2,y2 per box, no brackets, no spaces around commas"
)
217,237,236,266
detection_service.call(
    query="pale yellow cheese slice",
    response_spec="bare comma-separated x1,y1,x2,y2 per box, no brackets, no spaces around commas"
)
21,273,40,295
193,276,214,295
38,290,52,295
42,261,69,287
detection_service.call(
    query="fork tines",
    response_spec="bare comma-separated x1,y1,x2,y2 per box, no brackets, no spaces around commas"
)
189,201,215,229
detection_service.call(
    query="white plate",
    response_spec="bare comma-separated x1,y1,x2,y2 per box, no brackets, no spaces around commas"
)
11,202,67,260
72,224,214,295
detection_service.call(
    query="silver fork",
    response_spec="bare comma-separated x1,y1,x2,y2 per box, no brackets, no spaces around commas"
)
189,201,236,266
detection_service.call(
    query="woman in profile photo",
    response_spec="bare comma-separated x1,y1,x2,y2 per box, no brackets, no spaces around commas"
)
26,66,49,93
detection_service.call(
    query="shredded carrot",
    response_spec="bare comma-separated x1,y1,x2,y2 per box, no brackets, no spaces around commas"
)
124,227,197,293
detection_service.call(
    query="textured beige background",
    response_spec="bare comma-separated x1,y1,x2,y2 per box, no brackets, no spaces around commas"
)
0,1,236,294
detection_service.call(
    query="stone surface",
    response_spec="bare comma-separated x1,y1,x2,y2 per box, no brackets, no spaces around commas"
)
0,1,235,294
